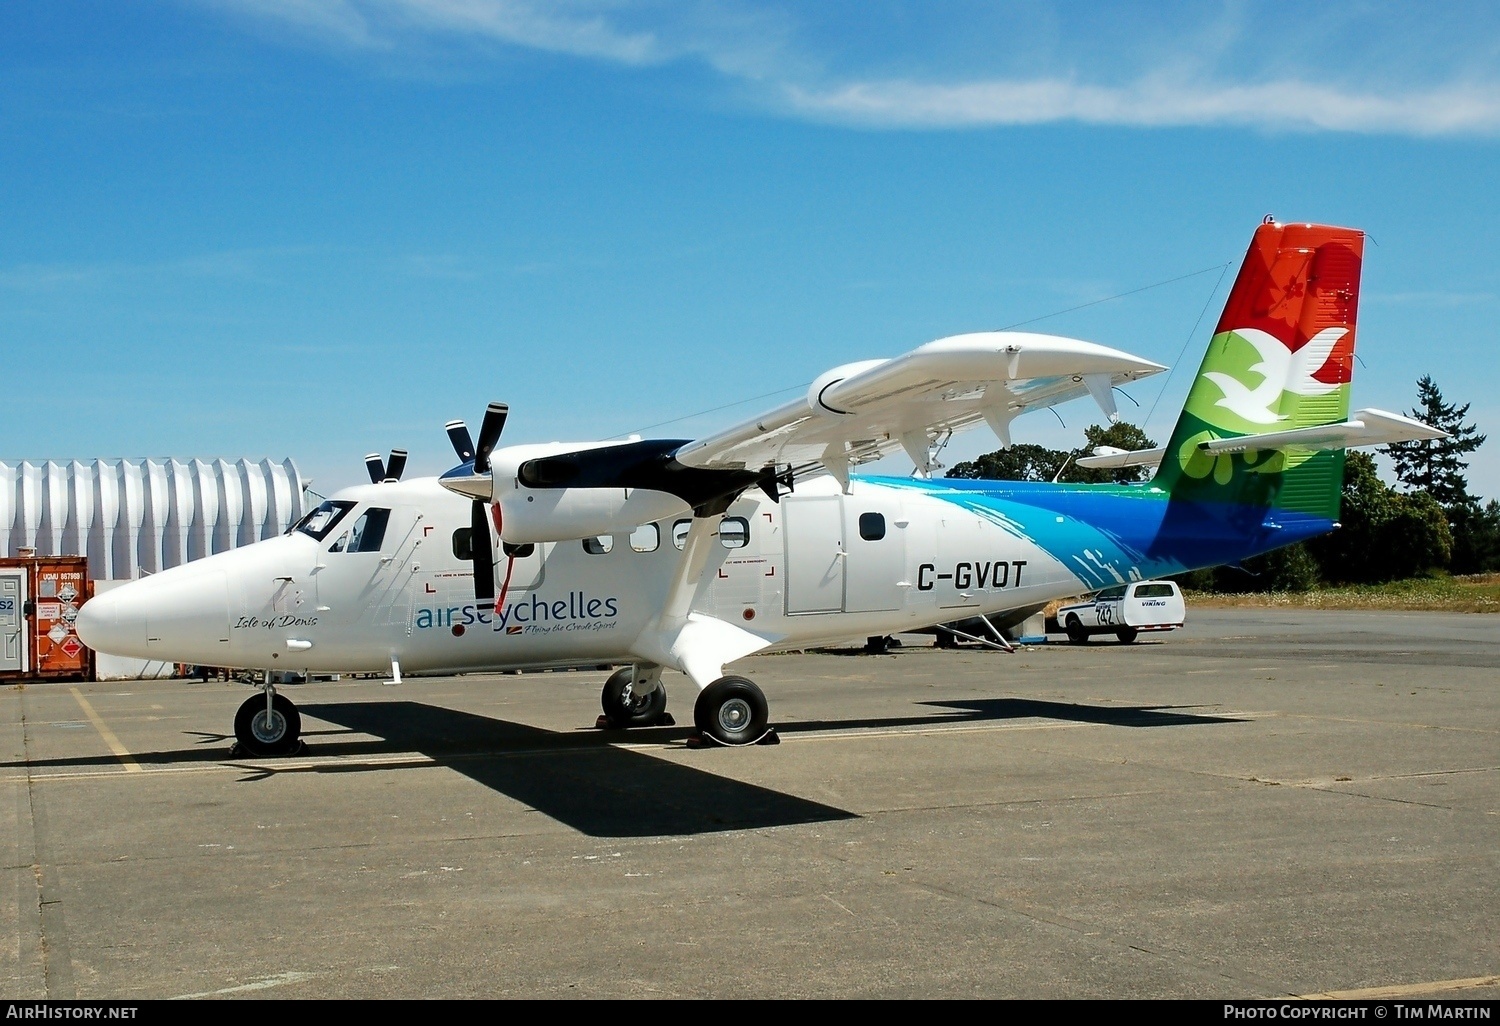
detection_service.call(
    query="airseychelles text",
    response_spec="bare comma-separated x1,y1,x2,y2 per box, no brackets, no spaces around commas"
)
415,591,619,632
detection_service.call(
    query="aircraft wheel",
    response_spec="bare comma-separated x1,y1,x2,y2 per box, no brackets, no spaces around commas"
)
600,668,667,728
234,693,302,757
1116,627,1139,644
1065,614,1089,645
694,675,769,747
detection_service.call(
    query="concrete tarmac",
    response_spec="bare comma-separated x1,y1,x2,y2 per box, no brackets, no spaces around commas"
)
1,609,1496,1000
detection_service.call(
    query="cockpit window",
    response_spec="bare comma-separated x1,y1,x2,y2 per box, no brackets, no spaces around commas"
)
344,508,391,553
293,500,355,541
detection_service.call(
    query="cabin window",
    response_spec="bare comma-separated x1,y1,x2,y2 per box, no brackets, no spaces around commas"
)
583,535,614,555
345,508,391,553
719,516,749,549
503,542,535,558
328,532,348,553
672,519,692,550
858,512,886,541
630,523,660,553
452,528,473,560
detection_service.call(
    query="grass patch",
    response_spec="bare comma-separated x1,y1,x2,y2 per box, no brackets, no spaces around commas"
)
1041,574,1500,615
1181,573,1500,613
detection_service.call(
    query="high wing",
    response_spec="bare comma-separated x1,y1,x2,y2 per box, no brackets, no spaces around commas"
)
672,331,1166,485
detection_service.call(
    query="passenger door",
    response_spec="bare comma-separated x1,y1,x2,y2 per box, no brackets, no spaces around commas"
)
783,496,844,614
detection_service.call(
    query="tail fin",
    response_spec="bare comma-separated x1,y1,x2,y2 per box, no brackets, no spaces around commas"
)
1153,220,1363,519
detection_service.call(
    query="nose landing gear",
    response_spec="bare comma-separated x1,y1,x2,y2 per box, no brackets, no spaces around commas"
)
598,666,673,729
232,680,303,757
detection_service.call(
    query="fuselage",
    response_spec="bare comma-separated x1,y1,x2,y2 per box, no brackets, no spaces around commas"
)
76,472,1331,676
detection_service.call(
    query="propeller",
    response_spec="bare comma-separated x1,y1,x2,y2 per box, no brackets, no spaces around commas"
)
474,402,508,474
364,449,409,484
444,403,510,605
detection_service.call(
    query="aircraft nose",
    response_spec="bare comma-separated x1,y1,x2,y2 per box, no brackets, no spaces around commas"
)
76,587,149,658
76,571,232,663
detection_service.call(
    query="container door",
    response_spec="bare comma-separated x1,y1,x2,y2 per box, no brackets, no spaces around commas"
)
34,562,91,677
0,571,25,673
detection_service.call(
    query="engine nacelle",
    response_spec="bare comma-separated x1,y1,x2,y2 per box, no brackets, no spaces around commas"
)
496,486,689,544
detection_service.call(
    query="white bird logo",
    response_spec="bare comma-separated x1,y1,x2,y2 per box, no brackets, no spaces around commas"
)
1202,327,1347,425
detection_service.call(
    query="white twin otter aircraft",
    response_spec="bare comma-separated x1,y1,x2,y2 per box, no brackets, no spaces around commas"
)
78,220,1444,753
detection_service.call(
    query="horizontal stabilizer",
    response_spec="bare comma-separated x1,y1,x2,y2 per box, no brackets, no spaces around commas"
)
1075,445,1168,470
1199,408,1446,454
1075,408,1445,473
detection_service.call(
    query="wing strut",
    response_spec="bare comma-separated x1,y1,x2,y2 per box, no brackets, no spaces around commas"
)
628,512,780,689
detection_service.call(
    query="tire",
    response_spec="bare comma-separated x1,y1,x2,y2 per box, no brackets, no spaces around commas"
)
693,675,769,747
1065,614,1089,645
1116,627,1139,644
233,693,302,757
600,668,668,728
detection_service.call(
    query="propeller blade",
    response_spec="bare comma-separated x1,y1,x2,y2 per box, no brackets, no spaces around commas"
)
446,420,475,462
364,453,384,484
384,449,408,483
471,500,496,604
474,402,509,475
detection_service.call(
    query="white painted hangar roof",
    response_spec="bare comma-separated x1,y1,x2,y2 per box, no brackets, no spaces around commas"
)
0,458,307,581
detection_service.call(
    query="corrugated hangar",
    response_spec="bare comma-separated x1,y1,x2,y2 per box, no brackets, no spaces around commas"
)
1,458,308,582
3,458,311,680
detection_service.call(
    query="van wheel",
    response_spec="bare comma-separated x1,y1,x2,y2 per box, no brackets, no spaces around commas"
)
1065,614,1088,644
1116,628,1138,644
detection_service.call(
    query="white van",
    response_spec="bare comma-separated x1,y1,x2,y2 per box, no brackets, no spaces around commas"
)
1054,580,1185,644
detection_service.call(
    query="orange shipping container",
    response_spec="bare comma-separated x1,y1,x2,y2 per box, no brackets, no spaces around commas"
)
0,556,95,682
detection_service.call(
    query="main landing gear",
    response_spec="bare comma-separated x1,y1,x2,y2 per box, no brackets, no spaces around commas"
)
596,666,779,747
233,679,303,757
692,675,777,747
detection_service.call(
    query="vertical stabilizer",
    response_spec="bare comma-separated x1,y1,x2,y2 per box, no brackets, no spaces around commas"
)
1154,220,1363,519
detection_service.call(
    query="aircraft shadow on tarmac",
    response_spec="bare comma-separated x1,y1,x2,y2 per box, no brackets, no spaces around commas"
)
4,696,1241,838
294,700,854,837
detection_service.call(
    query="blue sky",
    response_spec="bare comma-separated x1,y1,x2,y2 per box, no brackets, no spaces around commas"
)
4,1,1498,500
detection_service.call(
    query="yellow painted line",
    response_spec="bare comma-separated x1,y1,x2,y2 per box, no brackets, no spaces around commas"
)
70,688,142,773
1299,974,1499,999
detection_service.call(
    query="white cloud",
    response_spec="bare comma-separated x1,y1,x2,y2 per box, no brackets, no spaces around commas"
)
199,0,1500,136
782,76,1500,135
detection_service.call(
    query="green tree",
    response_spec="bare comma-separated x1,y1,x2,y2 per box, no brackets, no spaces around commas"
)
1306,451,1452,583
946,443,1072,482
1384,376,1486,507
946,422,1156,484
1173,543,1322,594
1067,422,1158,484
1383,377,1493,573
1447,499,1500,575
